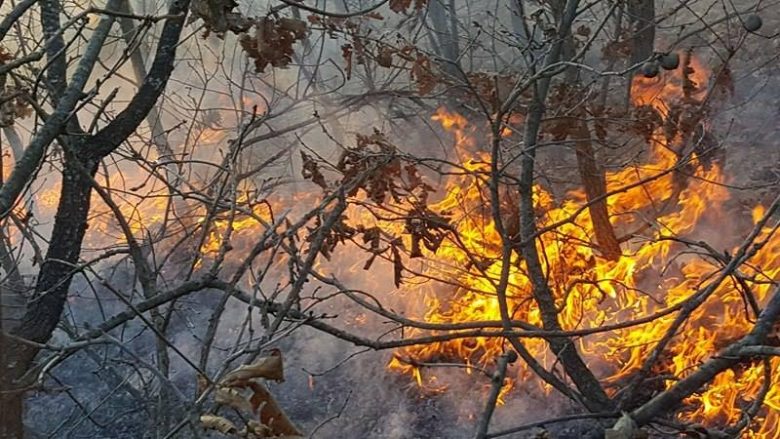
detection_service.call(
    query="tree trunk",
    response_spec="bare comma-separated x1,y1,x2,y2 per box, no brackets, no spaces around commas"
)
573,121,622,260
428,0,462,80
0,155,97,439
628,0,655,65
559,11,622,261
0,383,23,439
514,0,613,412
627,0,655,103
0,1,189,434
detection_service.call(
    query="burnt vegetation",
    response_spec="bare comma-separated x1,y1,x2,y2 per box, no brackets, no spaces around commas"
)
0,0,779,438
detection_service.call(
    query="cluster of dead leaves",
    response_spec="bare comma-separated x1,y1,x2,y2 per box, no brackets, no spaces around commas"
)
307,13,384,81
306,13,383,38
0,47,33,127
199,350,303,438
388,0,427,14
361,44,439,94
0,88,32,128
189,0,307,73
632,51,732,167
190,0,251,35
240,17,308,73
300,131,453,287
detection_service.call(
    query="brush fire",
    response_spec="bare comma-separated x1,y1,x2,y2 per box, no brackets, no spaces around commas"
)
183,53,780,437
2,1,779,437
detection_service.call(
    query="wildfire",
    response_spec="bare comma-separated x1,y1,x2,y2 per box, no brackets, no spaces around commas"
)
20,50,775,435
379,59,779,436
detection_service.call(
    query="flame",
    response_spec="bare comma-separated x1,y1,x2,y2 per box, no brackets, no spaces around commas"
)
379,58,780,435
20,51,776,434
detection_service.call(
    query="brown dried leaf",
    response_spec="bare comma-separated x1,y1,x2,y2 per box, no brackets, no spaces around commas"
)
342,44,353,80
410,54,437,95
301,151,328,189
220,349,284,386
392,245,404,287
239,420,273,437
200,414,238,434
240,17,308,73
278,17,307,38
247,381,303,437
0,47,12,64
215,387,254,413
190,0,239,34
376,46,393,68
196,374,209,397
389,0,411,13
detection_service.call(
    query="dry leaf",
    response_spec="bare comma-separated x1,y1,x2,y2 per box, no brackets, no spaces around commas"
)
200,414,238,434
215,387,254,413
605,414,642,439
196,374,209,397
376,47,393,67
220,350,284,386
239,420,273,437
247,381,303,437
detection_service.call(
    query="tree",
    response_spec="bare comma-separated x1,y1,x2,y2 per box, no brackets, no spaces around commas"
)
0,0,190,435
0,0,778,437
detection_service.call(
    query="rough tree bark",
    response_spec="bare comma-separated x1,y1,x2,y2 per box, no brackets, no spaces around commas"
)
561,19,623,261
573,121,622,260
626,0,655,104
628,0,655,66
513,0,613,412
0,1,190,436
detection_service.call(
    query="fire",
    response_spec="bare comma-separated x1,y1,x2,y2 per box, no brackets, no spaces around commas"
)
381,58,780,436
199,193,275,255
19,50,774,435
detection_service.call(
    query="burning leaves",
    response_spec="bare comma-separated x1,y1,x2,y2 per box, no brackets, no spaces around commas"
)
364,69,776,436
199,350,303,438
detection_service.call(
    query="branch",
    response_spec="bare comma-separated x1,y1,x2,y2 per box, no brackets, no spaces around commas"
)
474,352,515,439
0,3,120,219
628,284,780,426
87,3,190,159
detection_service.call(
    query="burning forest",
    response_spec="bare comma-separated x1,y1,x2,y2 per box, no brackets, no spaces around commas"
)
1,0,780,438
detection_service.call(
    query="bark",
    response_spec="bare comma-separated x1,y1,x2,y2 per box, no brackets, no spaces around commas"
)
39,0,68,103
0,0,117,219
573,122,622,260
0,0,36,42
626,0,655,103
627,0,655,66
561,16,622,261
474,353,512,439
630,285,780,426
514,0,613,412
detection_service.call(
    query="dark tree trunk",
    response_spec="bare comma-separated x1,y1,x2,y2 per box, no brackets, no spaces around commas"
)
628,0,655,66
627,0,655,104
573,121,622,260
428,0,462,81
0,385,23,439
0,155,97,439
559,15,622,261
